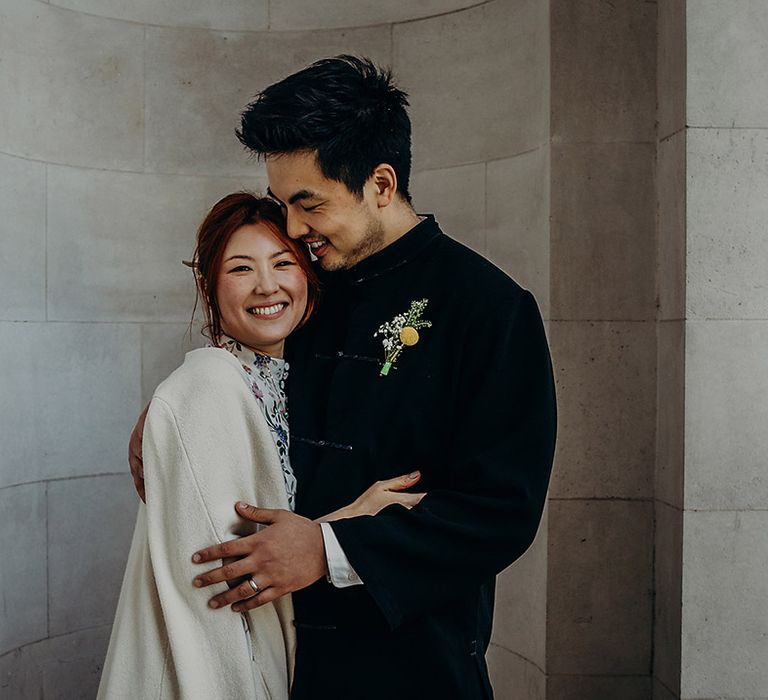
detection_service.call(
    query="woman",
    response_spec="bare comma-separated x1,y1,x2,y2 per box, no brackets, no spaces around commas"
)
98,193,423,700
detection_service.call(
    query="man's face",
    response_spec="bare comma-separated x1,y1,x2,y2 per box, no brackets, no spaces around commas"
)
266,151,385,271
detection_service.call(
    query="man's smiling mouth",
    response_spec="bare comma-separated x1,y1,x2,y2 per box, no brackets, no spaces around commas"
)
306,237,329,251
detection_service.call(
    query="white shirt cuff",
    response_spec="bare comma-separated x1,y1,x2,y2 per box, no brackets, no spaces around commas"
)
319,522,363,587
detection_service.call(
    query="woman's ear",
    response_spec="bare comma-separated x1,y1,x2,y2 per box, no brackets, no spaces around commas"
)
370,163,398,208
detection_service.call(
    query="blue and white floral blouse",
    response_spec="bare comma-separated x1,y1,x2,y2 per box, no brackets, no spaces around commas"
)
214,335,297,511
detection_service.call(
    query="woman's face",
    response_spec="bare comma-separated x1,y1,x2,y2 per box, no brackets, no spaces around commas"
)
215,223,308,358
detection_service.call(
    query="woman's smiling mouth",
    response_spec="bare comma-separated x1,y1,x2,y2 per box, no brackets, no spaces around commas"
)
247,302,288,318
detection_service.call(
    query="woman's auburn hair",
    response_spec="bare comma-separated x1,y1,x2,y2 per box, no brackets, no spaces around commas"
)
191,191,320,345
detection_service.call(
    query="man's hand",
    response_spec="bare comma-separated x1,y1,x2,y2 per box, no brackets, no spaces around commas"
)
129,403,150,503
191,502,328,612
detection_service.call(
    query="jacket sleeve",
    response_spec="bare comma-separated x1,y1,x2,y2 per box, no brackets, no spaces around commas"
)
142,396,268,700
329,289,557,630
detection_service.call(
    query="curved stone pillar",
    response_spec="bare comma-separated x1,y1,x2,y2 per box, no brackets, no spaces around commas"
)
396,1,550,696
0,1,549,696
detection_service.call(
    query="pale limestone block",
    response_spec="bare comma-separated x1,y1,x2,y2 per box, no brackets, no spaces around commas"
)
0,625,111,699
271,0,481,30
656,320,685,510
654,501,683,696
549,321,656,500
0,322,141,488
48,474,138,636
411,163,485,255
658,130,686,322
394,0,548,170
0,483,47,655
141,322,207,405
687,129,768,319
487,644,545,700
547,500,653,675
682,510,768,698
0,2,143,170
688,0,768,127
658,0,686,140
547,674,652,700
0,153,46,321
551,143,656,321
492,508,547,670
486,148,549,319
46,166,259,322
685,320,768,510
50,0,268,31
551,0,656,143
145,25,391,176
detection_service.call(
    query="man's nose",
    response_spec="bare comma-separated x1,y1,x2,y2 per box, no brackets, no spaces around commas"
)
286,208,310,240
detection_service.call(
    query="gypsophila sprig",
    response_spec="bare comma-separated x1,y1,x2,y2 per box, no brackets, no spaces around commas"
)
374,299,432,376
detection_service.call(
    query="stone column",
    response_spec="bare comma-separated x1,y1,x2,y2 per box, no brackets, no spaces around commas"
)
680,2,768,698
654,1,686,698
548,1,658,697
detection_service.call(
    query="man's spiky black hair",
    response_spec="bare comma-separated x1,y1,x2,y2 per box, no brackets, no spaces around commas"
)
236,55,412,203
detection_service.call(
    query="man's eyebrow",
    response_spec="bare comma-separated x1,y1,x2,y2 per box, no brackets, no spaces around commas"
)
267,187,319,206
287,189,318,205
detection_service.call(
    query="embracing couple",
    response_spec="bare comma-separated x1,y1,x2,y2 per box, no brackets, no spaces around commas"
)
97,55,557,700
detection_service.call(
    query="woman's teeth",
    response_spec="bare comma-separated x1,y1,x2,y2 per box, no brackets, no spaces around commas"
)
248,303,285,316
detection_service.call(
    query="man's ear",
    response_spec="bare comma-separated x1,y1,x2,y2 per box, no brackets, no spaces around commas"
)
370,163,398,208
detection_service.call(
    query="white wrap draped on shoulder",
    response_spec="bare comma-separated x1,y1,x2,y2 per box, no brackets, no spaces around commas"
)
98,347,296,700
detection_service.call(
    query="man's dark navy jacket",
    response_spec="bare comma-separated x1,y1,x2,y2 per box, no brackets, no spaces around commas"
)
285,215,557,699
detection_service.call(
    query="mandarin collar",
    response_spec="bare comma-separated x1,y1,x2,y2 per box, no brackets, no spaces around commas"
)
332,214,442,286
214,334,289,381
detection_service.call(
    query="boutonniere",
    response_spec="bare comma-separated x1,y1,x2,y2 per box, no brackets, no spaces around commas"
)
374,298,432,376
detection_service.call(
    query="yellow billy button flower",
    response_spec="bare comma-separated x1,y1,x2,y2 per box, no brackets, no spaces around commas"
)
399,326,419,346
374,299,432,377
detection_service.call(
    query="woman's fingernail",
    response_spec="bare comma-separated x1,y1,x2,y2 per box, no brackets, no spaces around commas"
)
237,501,248,509
193,578,202,587
209,600,219,609
232,604,241,612
408,471,420,479
192,553,201,563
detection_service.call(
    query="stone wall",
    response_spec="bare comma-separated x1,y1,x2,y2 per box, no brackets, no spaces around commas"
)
654,1,686,698
681,2,768,698
547,2,658,697
0,1,550,697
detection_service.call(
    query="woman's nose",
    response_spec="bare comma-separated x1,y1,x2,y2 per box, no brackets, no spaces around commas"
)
254,269,280,295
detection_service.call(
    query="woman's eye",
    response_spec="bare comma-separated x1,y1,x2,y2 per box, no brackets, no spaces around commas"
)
230,265,251,272
275,260,296,268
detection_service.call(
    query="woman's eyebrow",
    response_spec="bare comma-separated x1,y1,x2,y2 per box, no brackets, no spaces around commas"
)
223,250,291,263
224,254,254,262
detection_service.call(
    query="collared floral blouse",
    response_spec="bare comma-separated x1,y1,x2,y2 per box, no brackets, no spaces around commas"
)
214,335,297,511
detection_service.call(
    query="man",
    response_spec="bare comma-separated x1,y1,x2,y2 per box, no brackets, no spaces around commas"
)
129,55,556,699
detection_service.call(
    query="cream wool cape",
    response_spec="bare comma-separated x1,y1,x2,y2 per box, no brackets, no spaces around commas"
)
98,347,296,700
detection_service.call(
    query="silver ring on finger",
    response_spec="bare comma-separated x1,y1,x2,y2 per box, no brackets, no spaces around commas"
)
247,577,260,595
